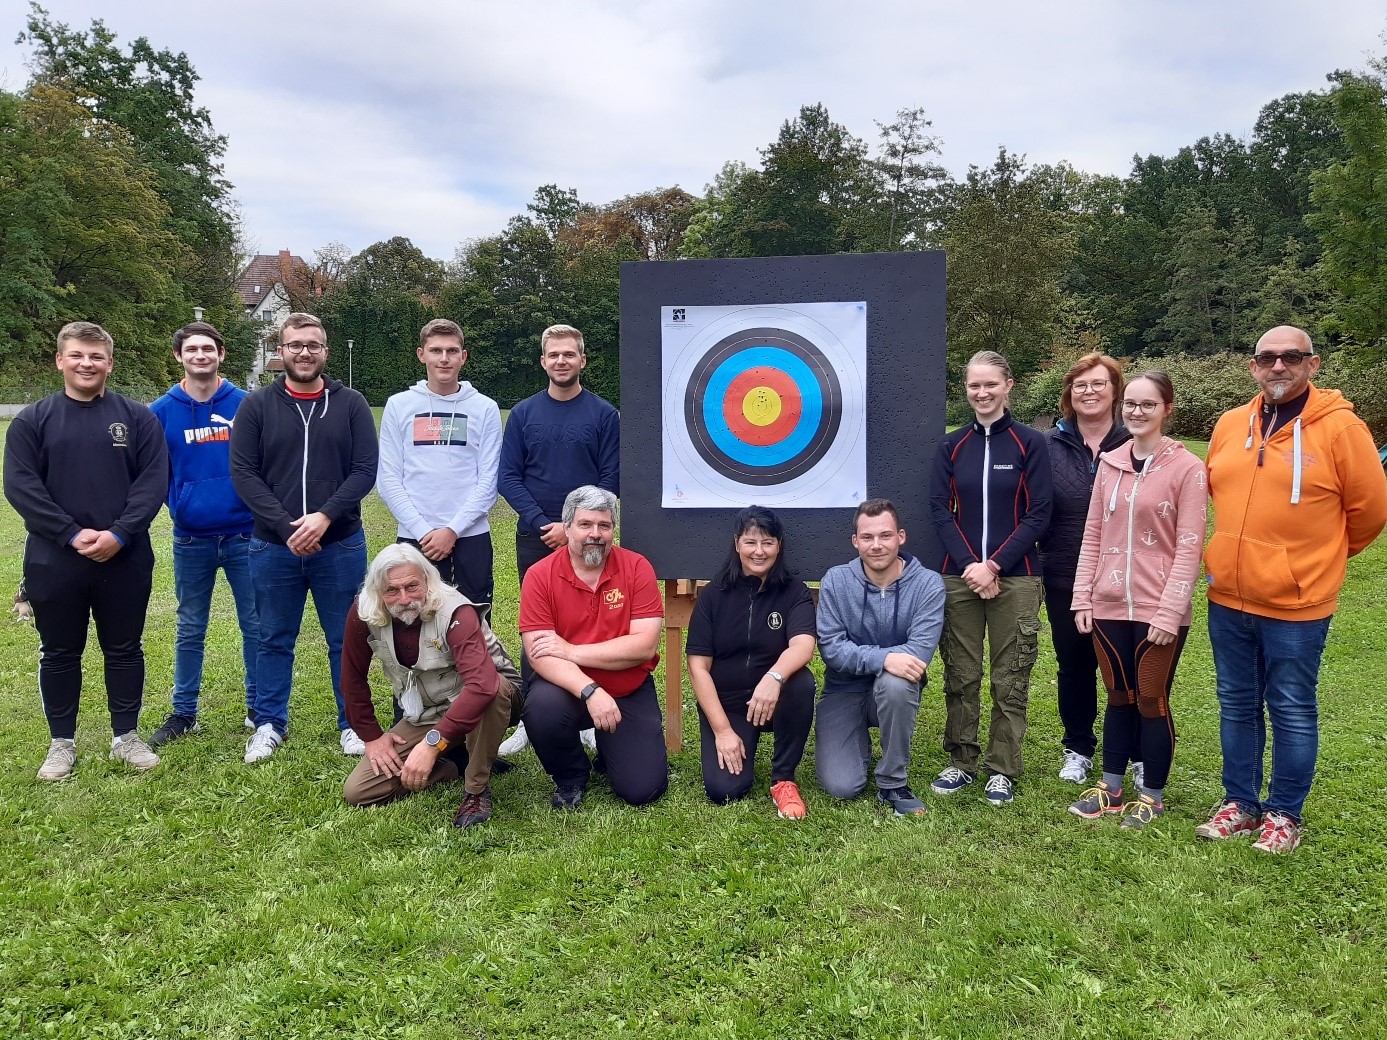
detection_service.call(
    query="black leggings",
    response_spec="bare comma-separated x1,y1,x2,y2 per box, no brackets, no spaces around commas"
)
1045,583,1098,758
1091,619,1189,790
24,535,154,739
697,668,815,803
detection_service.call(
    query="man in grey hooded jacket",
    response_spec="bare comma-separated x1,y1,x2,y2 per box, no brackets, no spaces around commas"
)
816,499,946,815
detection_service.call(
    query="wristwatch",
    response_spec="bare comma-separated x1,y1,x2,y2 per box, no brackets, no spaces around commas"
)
580,682,601,701
424,729,449,752
767,670,785,685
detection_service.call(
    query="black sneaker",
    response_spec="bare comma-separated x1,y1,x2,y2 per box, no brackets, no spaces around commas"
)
452,787,494,829
877,785,927,816
550,785,584,810
149,713,199,748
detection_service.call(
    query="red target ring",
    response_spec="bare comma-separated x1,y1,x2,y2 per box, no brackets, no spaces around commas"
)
721,366,803,447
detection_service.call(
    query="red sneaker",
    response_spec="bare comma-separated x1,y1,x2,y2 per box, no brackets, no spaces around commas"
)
1194,801,1261,840
1251,810,1302,854
770,780,807,820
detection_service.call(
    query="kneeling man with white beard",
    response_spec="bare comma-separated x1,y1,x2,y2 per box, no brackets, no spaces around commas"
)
341,543,519,828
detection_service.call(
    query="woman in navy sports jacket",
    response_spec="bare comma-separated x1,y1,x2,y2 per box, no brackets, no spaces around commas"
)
928,351,1052,807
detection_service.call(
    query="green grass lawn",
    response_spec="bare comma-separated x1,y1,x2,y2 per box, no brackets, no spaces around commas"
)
1,419,1384,1039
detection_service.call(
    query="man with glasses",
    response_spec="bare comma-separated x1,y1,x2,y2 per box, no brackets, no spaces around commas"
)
230,313,379,764
148,322,260,748
1198,325,1386,852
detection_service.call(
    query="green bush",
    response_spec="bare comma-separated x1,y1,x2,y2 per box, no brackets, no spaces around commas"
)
1317,353,1387,442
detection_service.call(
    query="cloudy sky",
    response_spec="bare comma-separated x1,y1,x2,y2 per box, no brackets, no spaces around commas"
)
3,1,1384,263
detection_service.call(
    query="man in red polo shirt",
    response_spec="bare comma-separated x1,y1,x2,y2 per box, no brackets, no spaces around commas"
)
519,484,666,809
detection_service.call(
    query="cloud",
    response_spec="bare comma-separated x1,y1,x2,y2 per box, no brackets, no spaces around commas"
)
3,0,1384,260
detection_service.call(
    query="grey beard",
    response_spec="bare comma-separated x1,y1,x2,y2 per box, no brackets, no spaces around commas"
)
581,543,608,568
387,601,423,626
1266,382,1288,401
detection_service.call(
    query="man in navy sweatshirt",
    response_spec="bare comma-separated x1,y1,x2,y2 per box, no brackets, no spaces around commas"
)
816,500,946,815
4,321,168,780
230,313,378,764
147,322,259,748
498,324,619,738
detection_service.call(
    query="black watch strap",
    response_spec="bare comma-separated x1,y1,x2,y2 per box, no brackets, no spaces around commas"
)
580,682,600,701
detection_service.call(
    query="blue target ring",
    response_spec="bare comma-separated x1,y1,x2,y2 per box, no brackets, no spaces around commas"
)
683,327,843,486
701,347,823,466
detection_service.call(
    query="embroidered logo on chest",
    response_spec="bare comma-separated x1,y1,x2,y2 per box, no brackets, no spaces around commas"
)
109,422,128,447
767,611,783,630
604,588,624,609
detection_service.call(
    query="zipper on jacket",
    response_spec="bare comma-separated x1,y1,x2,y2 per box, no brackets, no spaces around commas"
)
981,425,992,561
297,398,316,516
1123,455,1151,621
744,586,758,679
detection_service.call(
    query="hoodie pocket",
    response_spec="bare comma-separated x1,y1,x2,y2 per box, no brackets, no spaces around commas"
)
174,477,250,532
1205,531,1300,605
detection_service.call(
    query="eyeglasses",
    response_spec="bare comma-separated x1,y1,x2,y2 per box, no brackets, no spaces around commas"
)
282,342,326,356
1122,400,1162,414
1253,350,1312,368
1072,380,1109,394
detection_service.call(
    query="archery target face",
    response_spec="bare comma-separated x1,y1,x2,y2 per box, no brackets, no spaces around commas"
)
662,303,867,508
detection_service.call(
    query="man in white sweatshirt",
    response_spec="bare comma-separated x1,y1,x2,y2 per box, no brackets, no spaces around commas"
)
377,319,502,619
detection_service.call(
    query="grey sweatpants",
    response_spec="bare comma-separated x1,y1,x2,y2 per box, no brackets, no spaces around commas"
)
814,671,923,798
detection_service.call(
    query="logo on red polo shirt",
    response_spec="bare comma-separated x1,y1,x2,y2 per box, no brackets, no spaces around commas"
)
604,588,624,609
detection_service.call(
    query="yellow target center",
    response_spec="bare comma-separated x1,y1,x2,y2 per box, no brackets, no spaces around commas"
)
742,388,782,427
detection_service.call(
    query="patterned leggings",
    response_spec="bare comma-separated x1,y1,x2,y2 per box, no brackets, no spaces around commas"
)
1091,619,1190,790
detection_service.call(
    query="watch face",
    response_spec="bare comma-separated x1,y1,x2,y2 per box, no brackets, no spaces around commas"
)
426,731,440,745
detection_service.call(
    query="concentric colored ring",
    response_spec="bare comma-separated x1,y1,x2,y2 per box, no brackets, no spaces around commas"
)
682,327,842,485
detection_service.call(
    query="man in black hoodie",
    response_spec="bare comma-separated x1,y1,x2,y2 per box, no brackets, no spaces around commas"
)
230,313,378,764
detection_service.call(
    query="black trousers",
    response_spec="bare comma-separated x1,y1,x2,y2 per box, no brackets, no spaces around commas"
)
698,669,815,802
515,529,559,697
523,676,668,805
24,535,154,739
399,531,494,625
1045,583,1098,758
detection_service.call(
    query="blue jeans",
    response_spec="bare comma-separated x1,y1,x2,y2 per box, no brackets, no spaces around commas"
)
1207,602,1332,821
249,534,367,737
172,533,259,718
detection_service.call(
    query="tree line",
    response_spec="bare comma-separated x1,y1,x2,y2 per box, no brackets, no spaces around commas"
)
3,6,1384,436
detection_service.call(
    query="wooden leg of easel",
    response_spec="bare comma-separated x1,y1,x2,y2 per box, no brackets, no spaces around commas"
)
665,623,683,754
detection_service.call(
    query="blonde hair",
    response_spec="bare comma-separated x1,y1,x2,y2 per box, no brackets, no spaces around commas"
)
541,324,585,354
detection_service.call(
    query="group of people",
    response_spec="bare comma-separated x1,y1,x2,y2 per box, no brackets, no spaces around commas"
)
5,316,1383,853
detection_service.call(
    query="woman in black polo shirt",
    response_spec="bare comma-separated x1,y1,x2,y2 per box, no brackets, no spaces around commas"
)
686,506,817,819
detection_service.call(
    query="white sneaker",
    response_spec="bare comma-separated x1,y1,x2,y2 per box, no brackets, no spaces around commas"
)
1131,761,1146,791
38,738,77,781
1059,750,1093,784
339,727,366,756
498,722,530,757
580,728,597,751
110,732,160,770
245,723,283,764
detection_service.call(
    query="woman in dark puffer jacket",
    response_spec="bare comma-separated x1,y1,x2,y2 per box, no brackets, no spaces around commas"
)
1038,353,1131,786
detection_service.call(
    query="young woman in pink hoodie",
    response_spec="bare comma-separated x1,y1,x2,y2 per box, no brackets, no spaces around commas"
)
1067,371,1209,829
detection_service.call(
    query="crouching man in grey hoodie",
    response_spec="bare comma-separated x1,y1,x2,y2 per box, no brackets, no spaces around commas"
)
816,499,946,815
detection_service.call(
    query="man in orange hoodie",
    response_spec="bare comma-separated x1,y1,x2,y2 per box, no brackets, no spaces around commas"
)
1198,326,1387,853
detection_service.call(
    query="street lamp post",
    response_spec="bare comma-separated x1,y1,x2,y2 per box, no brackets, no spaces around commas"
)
347,339,354,388
193,306,204,321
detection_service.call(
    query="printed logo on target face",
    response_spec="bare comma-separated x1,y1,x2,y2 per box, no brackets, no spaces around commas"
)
672,309,686,321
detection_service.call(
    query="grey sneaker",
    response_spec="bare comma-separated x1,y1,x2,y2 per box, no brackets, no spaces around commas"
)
244,723,283,764
1059,750,1093,784
1121,792,1165,831
110,732,160,770
38,739,77,781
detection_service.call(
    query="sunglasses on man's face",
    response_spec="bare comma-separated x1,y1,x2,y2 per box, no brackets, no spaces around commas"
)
1252,350,1313,368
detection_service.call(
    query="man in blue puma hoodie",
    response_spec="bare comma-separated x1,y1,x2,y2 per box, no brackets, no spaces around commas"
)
816,499,946,815
148,322,259,748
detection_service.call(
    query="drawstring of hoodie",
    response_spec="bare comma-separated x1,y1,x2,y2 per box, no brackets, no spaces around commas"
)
1243,403,1303,505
